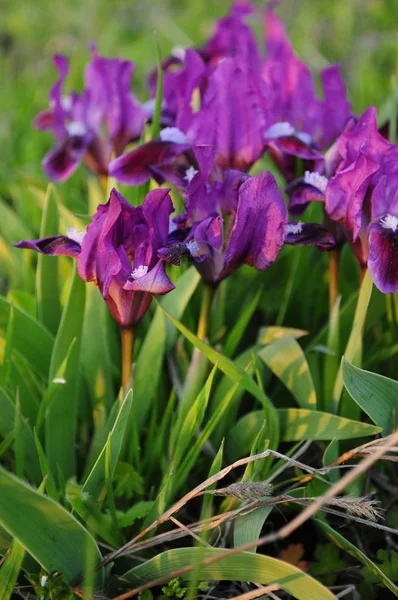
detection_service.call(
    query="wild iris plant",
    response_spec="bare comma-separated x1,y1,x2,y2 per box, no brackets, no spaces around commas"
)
17,0,398,395
35,47,145,182
15,188,174,389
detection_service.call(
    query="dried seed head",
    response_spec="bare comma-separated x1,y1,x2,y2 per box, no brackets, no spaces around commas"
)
206,482,273,502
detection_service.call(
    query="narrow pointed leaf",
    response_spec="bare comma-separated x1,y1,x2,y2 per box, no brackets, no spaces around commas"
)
259,337,317,409
228,409,381,458
156,302,279,448
36,185,61,334
317,520,398,596
0,467,103,585
46,265,85,479
0,538,26,600
342,359,398,434
0,297,53,378
121,547,334,599
83,391,133,502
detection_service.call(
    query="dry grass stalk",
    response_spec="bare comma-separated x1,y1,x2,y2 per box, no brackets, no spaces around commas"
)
296,433,398,487
111,430,398,600
229,584,281,600
169,516,212,548
100,448,323,571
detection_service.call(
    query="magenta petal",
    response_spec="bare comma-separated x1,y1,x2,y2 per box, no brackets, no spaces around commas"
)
141,188,174,250
325,152,380,239
34,109,56,131
320,65,351,148
224,171,287,272
368,222,398,294
42,134,91,182
284,222,335,251
85,51,145,154
77,188,131,294
14,236,81,257
109,139,191,185
124,260,175,295
199,1,260,67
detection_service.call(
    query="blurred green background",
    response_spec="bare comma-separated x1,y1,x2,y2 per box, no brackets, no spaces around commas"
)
1,0,398,194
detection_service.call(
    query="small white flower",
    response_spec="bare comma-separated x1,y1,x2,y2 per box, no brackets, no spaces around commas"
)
159,127,187,144
131,265,149,280
184,166,199,183
41,576,48,587
285,222,304,236
171,45,186,62
52,377,66,384
303,171,328,193
61,95,72,111
264,121,295,140
66,121,87,136
186,240,201,257
67,228,86,245
380,214,398,232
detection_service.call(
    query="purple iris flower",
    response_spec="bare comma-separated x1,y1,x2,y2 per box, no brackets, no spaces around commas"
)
35,48,145,182
262,7,351,181
14,188,175,327
286,107,398,293
159,158,335,285
159,171,287,286
110,52,273,185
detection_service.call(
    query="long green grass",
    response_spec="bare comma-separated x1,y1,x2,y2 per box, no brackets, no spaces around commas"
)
1,1,398,599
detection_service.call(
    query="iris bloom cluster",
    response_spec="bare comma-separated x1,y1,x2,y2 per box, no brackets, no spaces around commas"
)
15,1,398,338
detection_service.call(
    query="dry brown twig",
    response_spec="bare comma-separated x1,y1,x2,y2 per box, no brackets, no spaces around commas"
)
111,430,398,600
229,584,281,600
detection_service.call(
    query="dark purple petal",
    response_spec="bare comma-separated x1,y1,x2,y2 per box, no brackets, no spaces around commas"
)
123,260,175,295
284,222,335,251
320,65,351,148
334,107,391,174
263,10,321,141
35,55,70,140
14,236,81,257
109,135,191,185
77,188,131,296
188,216,225,284
141,188,174,252
224,171,287,273
194,215,224,253
368,221,398,294
188,57,272,172
286,180,326,217
286,174,327,217
199,2,260,68
85,50,145,154
325,152,380,239
42,133,92,182
266,136,324,183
